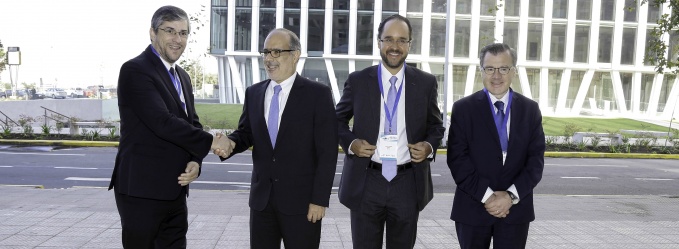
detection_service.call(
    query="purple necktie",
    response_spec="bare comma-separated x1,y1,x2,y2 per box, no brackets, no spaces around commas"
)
169,68,186,110
494,101,508,151
383,76,398,181
268,85,282,147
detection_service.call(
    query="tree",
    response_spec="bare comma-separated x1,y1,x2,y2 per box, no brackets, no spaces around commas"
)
0,39,7,76
178,58,218,92
637,0,679,74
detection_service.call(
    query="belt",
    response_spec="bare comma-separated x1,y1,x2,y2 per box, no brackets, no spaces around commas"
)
368,161,413,172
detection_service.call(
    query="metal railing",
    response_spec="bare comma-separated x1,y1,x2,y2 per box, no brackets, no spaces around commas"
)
40,106,72,127
0,110,19,127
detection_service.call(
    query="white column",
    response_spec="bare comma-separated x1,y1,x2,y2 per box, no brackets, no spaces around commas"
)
325,59,341,104
348,0,358,55
647,73,664,116
251,0,260,52
494,0,505,43
300,0,309,54
571,69,595,114
323,0,333,55
661,77,679,119
421,0,433,56
469,0,481,58
276,0,284,28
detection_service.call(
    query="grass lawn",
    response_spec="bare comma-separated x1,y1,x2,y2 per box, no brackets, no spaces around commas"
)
196,103,676,137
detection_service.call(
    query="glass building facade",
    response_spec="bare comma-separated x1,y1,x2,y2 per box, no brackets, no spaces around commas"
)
210,0,678,119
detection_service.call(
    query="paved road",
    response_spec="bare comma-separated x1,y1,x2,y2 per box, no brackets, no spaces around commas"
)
1,145,678,196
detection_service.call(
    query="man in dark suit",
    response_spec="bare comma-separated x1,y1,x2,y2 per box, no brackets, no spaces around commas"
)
447,43,546,249
335,14,445,249
109,5,232,248
222,28,338,249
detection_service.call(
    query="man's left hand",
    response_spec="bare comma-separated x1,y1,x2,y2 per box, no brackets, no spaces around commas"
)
408,142,432,163
307,203,326,223
484,191,513,218
178,161,200,186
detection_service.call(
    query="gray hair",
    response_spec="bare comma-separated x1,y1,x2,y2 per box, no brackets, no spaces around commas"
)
269,28,301,51
151,6,190,33
479,43,517,68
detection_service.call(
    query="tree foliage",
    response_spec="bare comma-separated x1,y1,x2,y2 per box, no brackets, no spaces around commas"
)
638,0,679,74
179,58,218,92
0,39,7,75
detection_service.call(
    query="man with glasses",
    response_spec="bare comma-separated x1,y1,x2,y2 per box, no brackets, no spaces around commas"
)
447,43,545,248
110,5,233,248
336,14,445,248
220,28,338,248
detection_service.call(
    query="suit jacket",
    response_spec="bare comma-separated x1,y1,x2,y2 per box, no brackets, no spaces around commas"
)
227,75,338,215
447,89,545,225
336,65,445,211
109,45,212,200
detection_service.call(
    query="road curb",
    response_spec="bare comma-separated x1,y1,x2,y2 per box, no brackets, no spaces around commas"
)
2,139,677,159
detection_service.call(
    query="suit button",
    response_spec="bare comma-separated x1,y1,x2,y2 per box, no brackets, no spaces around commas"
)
274,178,279,182
272,157,276,162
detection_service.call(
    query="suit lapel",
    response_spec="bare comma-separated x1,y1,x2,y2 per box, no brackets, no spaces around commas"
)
253,80,271,149
277,75,305,143
367,67,381,143
508,92,521,150
146,46,188,118
404,66,417,144
475,91,502,149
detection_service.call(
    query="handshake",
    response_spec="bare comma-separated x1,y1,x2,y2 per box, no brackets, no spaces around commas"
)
211,133,236,158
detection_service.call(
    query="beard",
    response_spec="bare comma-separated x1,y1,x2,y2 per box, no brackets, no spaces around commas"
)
380,49,407,70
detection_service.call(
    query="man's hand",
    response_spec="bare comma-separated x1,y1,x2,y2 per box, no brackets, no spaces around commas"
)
178,161,200,186
212,133,235,158
408,142,432,163
484,191,513,218
307,203,326,223
350,139,376,158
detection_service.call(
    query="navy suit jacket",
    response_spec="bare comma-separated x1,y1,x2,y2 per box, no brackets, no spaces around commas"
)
336,65,445,211
447,89,545,225
110,45,212,200
227,75,338,215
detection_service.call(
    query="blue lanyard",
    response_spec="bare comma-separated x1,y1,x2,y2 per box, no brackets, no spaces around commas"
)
483,88,513,139
377,65,404,133
150,46,182,95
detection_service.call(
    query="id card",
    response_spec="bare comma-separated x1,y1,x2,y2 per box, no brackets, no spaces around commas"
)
378,133,398,161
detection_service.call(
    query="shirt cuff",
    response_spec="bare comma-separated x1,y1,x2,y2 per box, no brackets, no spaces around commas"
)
347,139,357,155
425,142,434,158
507,185,519,203
481,187,494,203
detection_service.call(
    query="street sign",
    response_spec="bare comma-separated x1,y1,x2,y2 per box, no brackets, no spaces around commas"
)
7,47,21,65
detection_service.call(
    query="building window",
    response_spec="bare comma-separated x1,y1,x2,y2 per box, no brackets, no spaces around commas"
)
430,17,446,57
301,58,330,89
260,0,275,8
259,10,275,51
621,73,633,110
529,0,544,18
408,16,423,55
307,11,324,54
283,10,300,41
452,66,467,102
647,1,661,23
408,0,423,12
503,22,519,51
669,31,679,63
552,0,568,19
600,0,615,21
231,8,253,51
640,74,654,112
548,69,562,109
432,0,447,13
332,12,349,54
331,60,349,96
525,68,541,102
658,75,677,113
210,6,227,53
357,12,374,55
334,0,349,10
454,20,470,57
621,28,636,65
479,21,496,53
383,0,399,11
588,72,616,112
567,71,586,109
505,0,520,17
623,0,637,22
357,1,373,10
309,1,324,9
574,26,590,63
550,24,566,62
480,0,496,16
456,0,471,14
576,0,592,20
527,23,543,61
598,27,613,63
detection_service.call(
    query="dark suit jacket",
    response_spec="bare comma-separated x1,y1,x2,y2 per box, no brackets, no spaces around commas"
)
109,45,212,200
447,89,545,225
227,75,338,215
336,65,445,211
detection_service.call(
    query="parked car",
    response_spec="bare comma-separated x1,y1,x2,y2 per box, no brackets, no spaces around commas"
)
65,87,84,98
0,91,6,98
44,88,68,99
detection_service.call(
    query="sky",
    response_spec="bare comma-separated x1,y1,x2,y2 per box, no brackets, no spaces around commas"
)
0,0,216,89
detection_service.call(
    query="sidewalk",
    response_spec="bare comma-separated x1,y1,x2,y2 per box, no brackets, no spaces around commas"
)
1,186,678,248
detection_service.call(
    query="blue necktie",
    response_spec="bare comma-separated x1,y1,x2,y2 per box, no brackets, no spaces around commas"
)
268,85,282,147
383,76,398,181
494,101,508,151
169,68,186,111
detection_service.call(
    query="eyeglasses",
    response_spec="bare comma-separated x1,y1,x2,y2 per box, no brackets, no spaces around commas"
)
158,27,189,38
379,38,411,47
260,49,296,58
481,67,514,75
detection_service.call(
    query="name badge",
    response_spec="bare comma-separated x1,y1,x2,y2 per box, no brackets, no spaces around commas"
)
378,133,398,161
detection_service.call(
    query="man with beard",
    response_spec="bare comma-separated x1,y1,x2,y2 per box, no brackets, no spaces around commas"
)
335,14,445,249
110,5,232,248
220,28,338,248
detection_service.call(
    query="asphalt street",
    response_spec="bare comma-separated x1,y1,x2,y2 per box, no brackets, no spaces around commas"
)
1,145,678,196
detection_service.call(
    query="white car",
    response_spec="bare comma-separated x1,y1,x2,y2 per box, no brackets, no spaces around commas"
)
45,88,68,99
65,87,84,98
